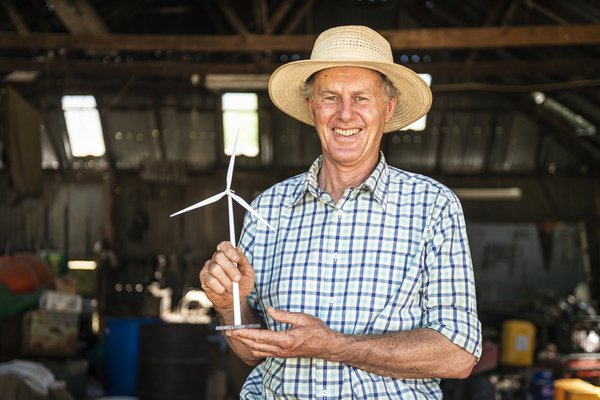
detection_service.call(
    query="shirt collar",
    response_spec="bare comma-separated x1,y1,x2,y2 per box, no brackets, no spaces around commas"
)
285,156,322,208
358,152,389,209
286,152,389,209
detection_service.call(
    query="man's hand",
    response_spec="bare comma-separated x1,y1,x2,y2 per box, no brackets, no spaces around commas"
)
227,307,340,359
199,241,255,313
228,307,478,379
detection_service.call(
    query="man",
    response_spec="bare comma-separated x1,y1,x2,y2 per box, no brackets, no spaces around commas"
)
201,25,482,399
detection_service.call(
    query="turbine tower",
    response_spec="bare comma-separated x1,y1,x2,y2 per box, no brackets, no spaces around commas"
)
171,131,275,329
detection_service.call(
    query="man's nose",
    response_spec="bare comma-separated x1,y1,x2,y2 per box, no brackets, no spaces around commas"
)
337,97,353,121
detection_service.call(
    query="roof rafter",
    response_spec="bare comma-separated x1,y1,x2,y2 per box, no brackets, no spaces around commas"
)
281,0,316,34
1,57,596,79
215,0,249,36
1,0,28,35
269,0,295,34
0,24,598,53
50,0,108,34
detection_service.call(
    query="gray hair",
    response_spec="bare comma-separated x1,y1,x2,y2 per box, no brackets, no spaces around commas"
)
300,69,398,100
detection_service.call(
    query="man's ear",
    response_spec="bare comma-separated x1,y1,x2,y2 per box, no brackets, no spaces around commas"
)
385,97,397,123
305,97,315,117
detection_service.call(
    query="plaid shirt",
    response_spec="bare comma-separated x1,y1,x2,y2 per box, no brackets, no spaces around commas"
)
238,154,482,399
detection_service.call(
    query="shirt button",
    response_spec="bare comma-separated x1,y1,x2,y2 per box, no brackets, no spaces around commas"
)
337,209,343,217
322,389,328,396
333,252,338,261
328,297,335,304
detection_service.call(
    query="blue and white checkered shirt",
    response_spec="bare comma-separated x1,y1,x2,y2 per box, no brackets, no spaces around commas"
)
238,154,482,399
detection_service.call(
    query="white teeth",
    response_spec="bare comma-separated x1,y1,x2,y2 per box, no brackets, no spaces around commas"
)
334,128,360,136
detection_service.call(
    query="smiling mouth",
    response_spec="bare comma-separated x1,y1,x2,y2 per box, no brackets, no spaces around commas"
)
334,128,360,136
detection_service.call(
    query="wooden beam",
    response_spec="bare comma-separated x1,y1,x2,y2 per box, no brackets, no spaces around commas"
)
524,0,570,25
432,79,600,93
282,0,316,34
501,0,521,26
1,57,597,79
0,24,598,53
422,57,600,77
269,0,296,34
0,58,274,76
50,0,108,34
466,0,508,62
215,0,249,36
1,0,28,35
255,0,270,33
381,24,600,50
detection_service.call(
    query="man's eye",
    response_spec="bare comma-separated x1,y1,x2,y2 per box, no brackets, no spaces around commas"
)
355,97,368,102
324,96,338,101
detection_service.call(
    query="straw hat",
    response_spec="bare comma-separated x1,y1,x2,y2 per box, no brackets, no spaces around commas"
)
268,25,432,133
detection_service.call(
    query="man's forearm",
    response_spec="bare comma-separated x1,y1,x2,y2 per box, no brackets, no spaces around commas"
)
329,328,477,379
225,308,477,378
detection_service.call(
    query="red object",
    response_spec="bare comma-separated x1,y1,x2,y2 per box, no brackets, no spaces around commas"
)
472,339,499,375
565,354,600,378
0,254,55,293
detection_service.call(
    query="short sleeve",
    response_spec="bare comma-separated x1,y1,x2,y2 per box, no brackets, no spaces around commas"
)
421,192,482,359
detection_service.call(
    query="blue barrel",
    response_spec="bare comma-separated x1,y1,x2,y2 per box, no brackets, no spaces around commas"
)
530,369,554,400
104,317,160,396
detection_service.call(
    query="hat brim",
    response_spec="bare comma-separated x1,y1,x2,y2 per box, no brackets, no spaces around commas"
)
268,60,432,133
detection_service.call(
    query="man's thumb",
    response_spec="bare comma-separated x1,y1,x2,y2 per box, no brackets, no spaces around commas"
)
267,307,299,324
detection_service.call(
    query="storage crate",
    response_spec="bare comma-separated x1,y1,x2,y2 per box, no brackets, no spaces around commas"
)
39,290,82,313
22,310,78,357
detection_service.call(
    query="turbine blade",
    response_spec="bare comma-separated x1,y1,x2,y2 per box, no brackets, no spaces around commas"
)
226,129,241,189
230,192,277,232
226,151,236,190
170,192,226,217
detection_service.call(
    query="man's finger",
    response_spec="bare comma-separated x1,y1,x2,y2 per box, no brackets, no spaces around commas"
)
232,331,287,353
216,240,235,254
201,263,231,294
213,251,241,282
267,307,304,325
221,245,241,264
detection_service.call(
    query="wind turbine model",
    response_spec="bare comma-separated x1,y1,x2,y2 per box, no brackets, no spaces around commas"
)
170,131,275,330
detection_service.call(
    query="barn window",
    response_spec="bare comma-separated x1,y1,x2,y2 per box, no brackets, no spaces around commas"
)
401,73,432,132
221,93,259,157
61,95,106,157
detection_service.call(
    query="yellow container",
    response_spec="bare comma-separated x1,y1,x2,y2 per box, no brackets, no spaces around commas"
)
554,378,600,400
501,319,536,366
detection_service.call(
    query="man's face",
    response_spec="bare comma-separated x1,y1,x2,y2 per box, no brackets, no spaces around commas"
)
306,66,396,171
